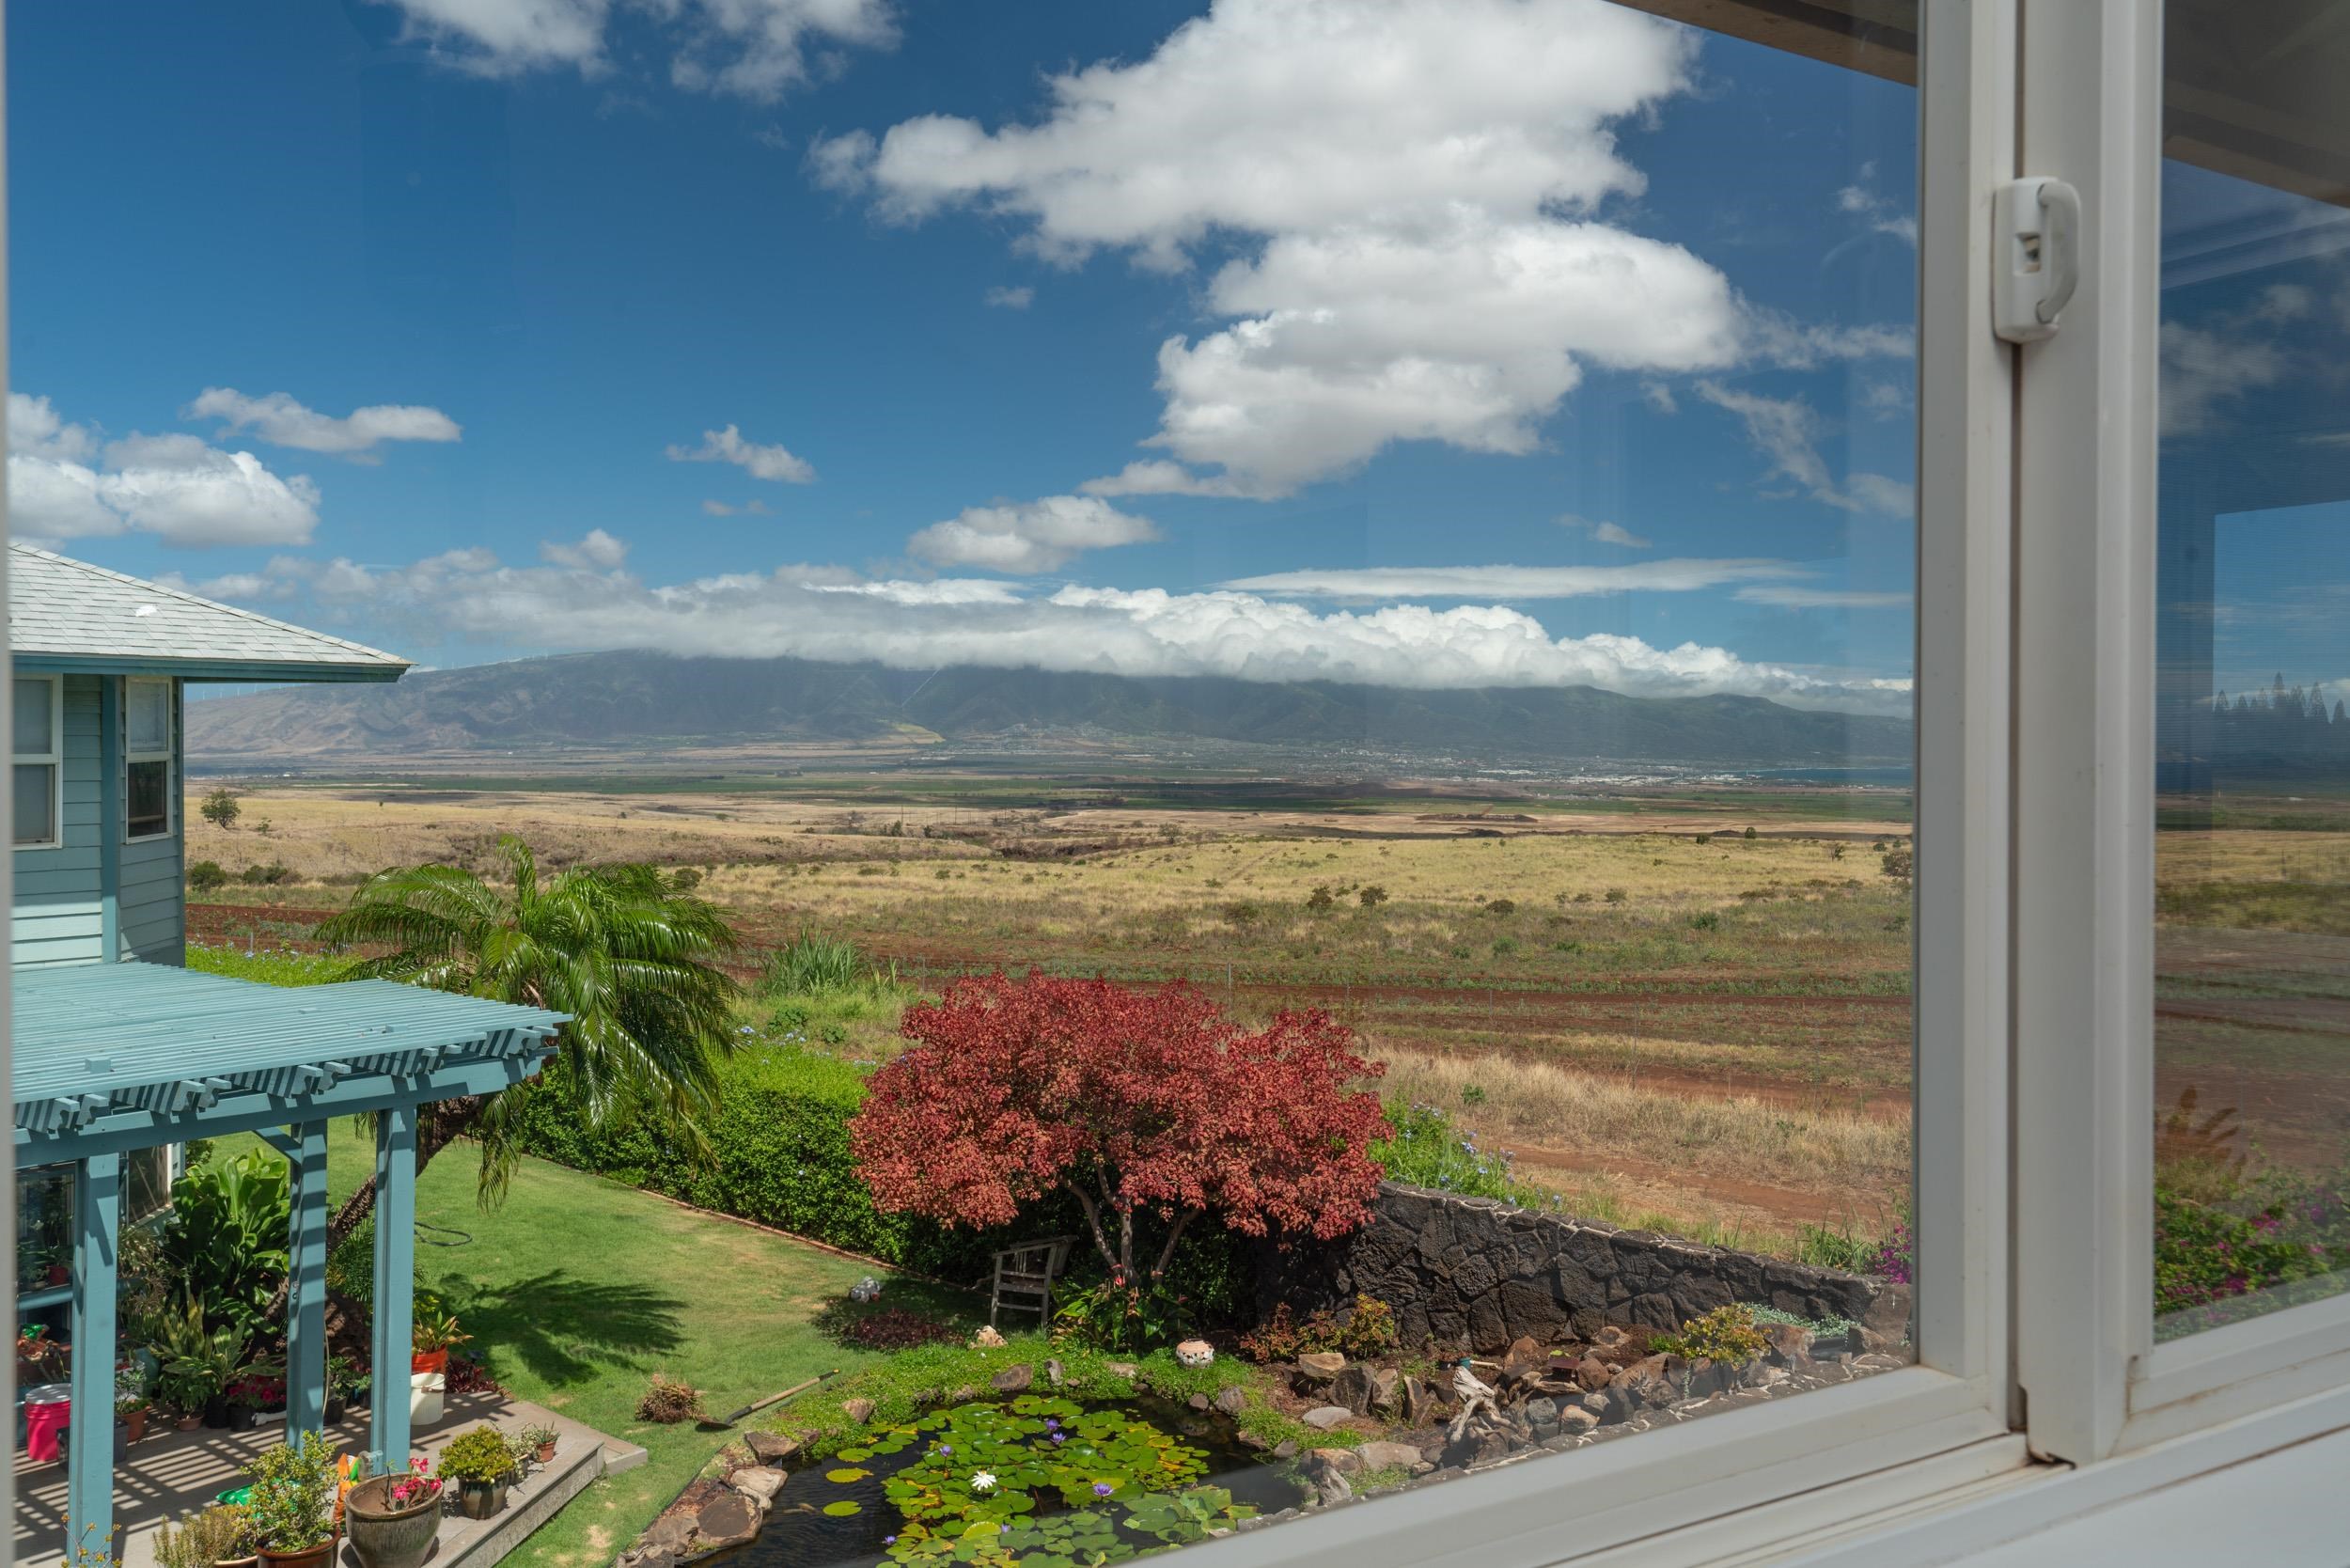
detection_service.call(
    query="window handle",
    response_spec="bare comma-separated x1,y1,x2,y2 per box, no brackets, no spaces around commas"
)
1994,177,2082,344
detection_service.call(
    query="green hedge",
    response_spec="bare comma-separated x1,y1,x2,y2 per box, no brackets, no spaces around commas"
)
504,1043,1246,1319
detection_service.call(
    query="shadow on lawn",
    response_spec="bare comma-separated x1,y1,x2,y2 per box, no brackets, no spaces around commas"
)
445,1270,689,1386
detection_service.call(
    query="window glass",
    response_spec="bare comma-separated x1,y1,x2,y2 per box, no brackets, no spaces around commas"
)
125,678,172,839
2154,7,2350,1336
14,674,53,754
19,0,1921,1551
13,675,58,847
126,676,170,753
13,762,55,847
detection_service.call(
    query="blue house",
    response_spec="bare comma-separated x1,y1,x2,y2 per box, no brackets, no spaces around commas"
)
10,545,566,1552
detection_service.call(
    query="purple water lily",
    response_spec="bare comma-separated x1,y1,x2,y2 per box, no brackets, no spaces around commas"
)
1050,1433,1066,1445
1092,1482,1115,1497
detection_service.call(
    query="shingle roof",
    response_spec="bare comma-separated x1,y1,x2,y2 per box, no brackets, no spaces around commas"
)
8,544,410,680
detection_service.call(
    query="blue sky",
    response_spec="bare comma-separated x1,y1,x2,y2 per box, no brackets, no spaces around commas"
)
10,0,1933,712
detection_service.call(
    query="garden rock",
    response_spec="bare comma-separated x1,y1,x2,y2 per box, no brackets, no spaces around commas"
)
1616,1355,1676,1407
1574,1356,1613,1390
972,1325,1007,1349
1308,1446,1363,1477
693,1495,760,1553
1557,1405,1600,1436
1045,1358,1066,1387
1522,1396,1559,1435
729,1467,786,1507
1272,1439,1299,1459
641,1513,695,1556
1301,1405,1353,1431
1497,1336,1548,1383
744,1430,800,1466
1296,1351,1346,1380
1176,1339,1215,1368
1214,1386,1247,1417
841,1397,875,1424
1357,1441,1424,1472
1104,1361,1138,1378
1312,1467,1354,1509
991,1363,1033,1394
1330,1364,1374,1415
1365,1365,1402,1417
1764,1324,1814,1367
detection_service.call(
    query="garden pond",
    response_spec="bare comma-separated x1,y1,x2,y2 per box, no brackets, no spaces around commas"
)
735,1394,1300,1568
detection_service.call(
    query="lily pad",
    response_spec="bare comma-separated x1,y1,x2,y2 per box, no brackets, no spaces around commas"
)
825,1466,871,1483
820,1499,862,1517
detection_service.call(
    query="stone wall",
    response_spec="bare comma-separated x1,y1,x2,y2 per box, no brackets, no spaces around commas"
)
1258,1183,1904,1353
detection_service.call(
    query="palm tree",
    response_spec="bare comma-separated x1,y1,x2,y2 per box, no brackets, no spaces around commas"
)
305,835,742,1262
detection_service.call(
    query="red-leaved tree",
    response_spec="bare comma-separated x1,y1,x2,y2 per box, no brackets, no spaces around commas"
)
849,973,1391,1282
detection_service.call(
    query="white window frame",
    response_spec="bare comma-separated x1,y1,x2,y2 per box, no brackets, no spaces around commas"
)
12,671,62,852
2012,0,2350,1468
1180,5,2029,1563
122,674,175,843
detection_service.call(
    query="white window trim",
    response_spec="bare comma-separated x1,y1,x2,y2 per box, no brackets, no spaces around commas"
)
2012,0,2350,1468
123,674,174,843
12,670,63,852
1184,3,2029,1562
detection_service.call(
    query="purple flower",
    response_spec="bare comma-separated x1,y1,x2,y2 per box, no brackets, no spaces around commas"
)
884,1537,896,1546
1092,1482,1114,1497
1050,1433,1066,1444
938,1444,952,1455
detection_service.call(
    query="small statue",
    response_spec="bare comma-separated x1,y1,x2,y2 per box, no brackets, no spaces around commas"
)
972,1324,1008,1349
1449,1356,1500,1441
849,1276,882,1304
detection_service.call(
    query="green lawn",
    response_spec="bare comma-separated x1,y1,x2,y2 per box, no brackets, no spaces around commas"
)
214,1121,977,1568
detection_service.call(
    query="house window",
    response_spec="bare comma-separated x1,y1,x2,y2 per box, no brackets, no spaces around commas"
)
125,676,174,841
13,673,62,849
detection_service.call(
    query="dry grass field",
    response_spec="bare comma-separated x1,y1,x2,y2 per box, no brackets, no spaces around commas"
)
186,775,1924,1252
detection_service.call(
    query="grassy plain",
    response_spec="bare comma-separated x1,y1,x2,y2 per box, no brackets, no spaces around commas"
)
187,773,1919,1251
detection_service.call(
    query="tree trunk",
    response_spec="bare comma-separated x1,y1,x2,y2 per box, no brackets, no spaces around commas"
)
261,1096,484,1325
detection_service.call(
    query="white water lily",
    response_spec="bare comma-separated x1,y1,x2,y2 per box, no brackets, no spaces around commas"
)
970,1471,997,1493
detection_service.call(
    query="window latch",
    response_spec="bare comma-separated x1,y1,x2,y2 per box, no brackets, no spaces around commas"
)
1993,177,2081,343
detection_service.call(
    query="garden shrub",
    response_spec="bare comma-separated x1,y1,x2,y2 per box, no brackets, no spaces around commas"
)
1372,1101,1545,1205
1651,1303,1769,1362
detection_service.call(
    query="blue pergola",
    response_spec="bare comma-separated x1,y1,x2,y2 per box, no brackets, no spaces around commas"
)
12,961,564,1553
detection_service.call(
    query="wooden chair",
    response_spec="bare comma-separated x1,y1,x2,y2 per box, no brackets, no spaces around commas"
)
989,1235,1077,1327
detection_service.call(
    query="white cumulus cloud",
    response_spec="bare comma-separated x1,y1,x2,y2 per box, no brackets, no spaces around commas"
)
8,394,321,547
235,546,1907,712
538,528,631,569
185,388,462,459
379,0,895,101
816,0,1904,499
665,423,817,484
1558,513,1651,549
983,285,1035,309
907,494,1158,573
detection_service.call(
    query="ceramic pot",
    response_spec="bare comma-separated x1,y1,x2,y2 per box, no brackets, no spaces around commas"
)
342,1475,443,1568
455,1479,508,1520
122,1407,149,1443
257,1544,333,1568
534,1440,556,1464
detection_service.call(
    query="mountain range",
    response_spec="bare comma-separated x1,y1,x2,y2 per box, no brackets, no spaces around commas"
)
184,650,1910,771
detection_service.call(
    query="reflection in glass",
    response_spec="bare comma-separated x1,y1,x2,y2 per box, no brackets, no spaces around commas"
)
2154,20,2350,1333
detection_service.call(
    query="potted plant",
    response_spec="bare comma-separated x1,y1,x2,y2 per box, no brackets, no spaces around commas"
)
435,1426,518,1520
18,1324,70,1382
409,1314,469,1377
153,1503,253,1568
323,1356,365,1423
341,1459,442,1568
223,1373,278,1433
518,1422,560,1466
243,1433,337,1568
149,1297,245,1429
117,1392,152,1445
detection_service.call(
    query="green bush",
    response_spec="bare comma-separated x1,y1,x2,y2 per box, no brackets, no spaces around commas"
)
163,1150,290,1334
1651,1303,1769,1362
1371,1102,1547,1206
244,1433,337,1551
187,860,228,892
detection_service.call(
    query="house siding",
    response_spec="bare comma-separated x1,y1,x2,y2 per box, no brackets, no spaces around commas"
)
11,675,185,967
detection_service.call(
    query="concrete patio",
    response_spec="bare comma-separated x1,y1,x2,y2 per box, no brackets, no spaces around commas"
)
13,1390,647,1568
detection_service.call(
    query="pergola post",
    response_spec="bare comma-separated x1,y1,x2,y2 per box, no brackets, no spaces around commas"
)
68,1151,122,1558
285,1121,330,1443
367,1102,418,1473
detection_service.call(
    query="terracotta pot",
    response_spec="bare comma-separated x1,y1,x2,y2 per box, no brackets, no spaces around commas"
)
534,1440,556,1464
257,1544,333,1568
343,1476,443,1568
213,1554,259,1568
175,1412,204,1432
122,1407,149,1443
410,1350,448,1376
